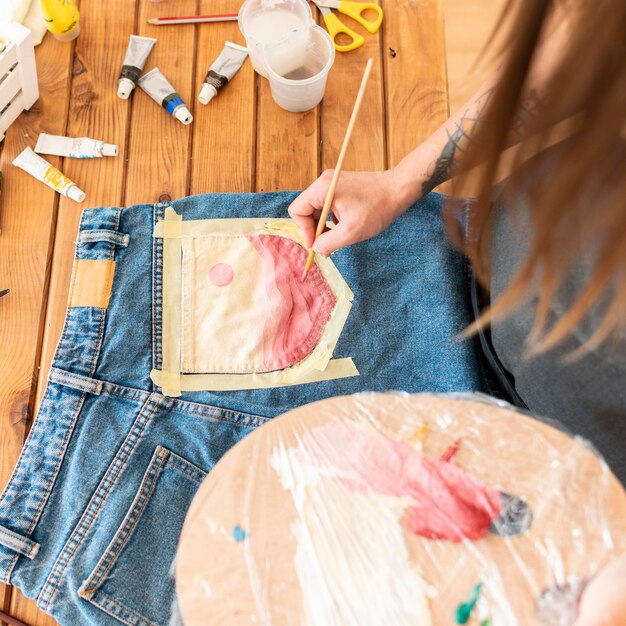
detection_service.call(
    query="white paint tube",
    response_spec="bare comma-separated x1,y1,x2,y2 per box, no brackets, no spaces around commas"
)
198,41,248,104
118,35,157,99
35,133,118,159
138,68,193,125
13,147,85,203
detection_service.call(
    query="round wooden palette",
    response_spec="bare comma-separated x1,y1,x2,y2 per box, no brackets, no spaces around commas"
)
176,393,626,625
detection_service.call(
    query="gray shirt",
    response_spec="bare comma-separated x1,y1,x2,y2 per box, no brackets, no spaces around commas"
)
489,143,626,484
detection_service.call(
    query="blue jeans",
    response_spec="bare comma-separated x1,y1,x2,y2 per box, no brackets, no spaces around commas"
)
0,191,484,625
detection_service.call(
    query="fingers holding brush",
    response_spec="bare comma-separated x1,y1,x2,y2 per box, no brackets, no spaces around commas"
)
289,169,408,256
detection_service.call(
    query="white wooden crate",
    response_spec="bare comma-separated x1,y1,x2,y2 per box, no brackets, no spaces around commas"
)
0,22,39,142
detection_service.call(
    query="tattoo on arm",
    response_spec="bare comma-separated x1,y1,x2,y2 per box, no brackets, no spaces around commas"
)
421,118,479,194
420,88,543,196
421,89,494,195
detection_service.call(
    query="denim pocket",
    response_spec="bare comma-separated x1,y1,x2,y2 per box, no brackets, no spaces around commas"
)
78,445,206,626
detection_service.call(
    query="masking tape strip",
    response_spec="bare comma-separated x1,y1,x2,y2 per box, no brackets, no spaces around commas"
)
159,207,183,397
152,212,357,397
68,259,116,308
154,217,294,239
150,358,358,393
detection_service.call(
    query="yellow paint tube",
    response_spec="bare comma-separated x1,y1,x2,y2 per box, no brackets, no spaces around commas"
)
39,0,80,41
13,147,85,202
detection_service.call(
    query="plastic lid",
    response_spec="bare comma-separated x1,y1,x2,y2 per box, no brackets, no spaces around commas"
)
101,143,119,157
67,185,86,203
117,78,135,100
198,83,218,105
174,106,193,125
53,22,80,42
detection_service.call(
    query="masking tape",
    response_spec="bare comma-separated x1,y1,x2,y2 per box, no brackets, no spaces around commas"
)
154,217,325,242
153,209,358,397
153,370,183,398
68,259,116,308
151,358,358,393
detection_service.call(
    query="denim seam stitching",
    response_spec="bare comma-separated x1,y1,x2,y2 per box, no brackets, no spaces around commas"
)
82,447,168,595
88,309,106,376
164,451,206,482
156,206,164,369
49,369,103,395
0,525,40,559
38,397,159,610
89,589,155,626
167,463,206,482
34,208,110,589
152,204,157,376
1,391,87,585
77,230,129,248
163,400,268,426
0,378,53,582
49,367,268,425
152,203,165,377
0,210,91,583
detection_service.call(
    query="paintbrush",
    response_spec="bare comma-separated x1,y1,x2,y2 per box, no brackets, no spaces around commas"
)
301,58,374,280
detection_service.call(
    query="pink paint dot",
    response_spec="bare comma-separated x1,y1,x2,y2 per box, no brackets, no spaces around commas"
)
209,263,234,287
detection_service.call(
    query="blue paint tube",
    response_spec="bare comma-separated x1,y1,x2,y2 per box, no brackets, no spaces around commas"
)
138,68,193,125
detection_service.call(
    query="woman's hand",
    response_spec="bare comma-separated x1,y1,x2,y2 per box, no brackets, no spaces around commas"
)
288,168,416,256
574,553,626,626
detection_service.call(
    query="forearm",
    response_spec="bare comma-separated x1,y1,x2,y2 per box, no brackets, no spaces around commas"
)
391,71,503,205
390,8,574,207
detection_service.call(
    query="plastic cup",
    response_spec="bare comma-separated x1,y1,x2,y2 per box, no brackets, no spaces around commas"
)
238,0,314,78
264,25,335,113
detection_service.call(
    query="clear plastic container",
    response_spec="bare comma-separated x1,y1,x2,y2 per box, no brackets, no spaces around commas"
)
238,0,314,78
264,25,335,112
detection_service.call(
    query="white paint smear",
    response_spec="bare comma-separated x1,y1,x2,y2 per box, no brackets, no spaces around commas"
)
271,444,432,626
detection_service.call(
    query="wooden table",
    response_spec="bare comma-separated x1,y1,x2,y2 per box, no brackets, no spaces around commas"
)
0,1,448,623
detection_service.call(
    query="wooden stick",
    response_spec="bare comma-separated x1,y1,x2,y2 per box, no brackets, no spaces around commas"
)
302,57,374,277
147,14,239,25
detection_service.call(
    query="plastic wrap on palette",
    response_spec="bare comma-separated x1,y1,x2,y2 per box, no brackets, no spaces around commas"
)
176,392,626,626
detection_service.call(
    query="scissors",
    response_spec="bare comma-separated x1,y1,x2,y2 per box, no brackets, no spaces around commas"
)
310,0,383,53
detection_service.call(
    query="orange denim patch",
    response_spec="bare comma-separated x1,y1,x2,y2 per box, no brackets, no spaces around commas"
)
68,259,116,308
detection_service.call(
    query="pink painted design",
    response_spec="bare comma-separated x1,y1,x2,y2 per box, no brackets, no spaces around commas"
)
209,263,234,287
247,235,337,371
298,421,502,542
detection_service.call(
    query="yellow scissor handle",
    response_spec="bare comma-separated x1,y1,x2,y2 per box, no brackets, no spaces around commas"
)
323,12,365,52
337,1,383,34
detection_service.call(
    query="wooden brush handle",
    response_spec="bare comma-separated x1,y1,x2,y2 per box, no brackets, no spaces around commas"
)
304,58,374,273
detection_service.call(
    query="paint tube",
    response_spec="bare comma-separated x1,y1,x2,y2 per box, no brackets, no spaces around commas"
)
39,0,81,41
118,35,157,99
138,68,193,125
198,42,248,105
13,147,85,203
35,133,118,159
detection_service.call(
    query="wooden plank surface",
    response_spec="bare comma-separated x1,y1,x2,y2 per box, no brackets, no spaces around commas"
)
320,1,386,172
383,0,449,165
190,0,255,194
125,0,198,205
0,0,449,623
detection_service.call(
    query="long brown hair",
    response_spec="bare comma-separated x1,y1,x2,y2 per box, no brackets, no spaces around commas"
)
447,0,626,355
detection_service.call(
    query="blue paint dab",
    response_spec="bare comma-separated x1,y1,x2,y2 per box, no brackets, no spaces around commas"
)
233,525,248,543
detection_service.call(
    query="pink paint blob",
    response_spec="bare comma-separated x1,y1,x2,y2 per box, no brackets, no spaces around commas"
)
209,263,234,287
247,235,336,370
298,421,502,543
